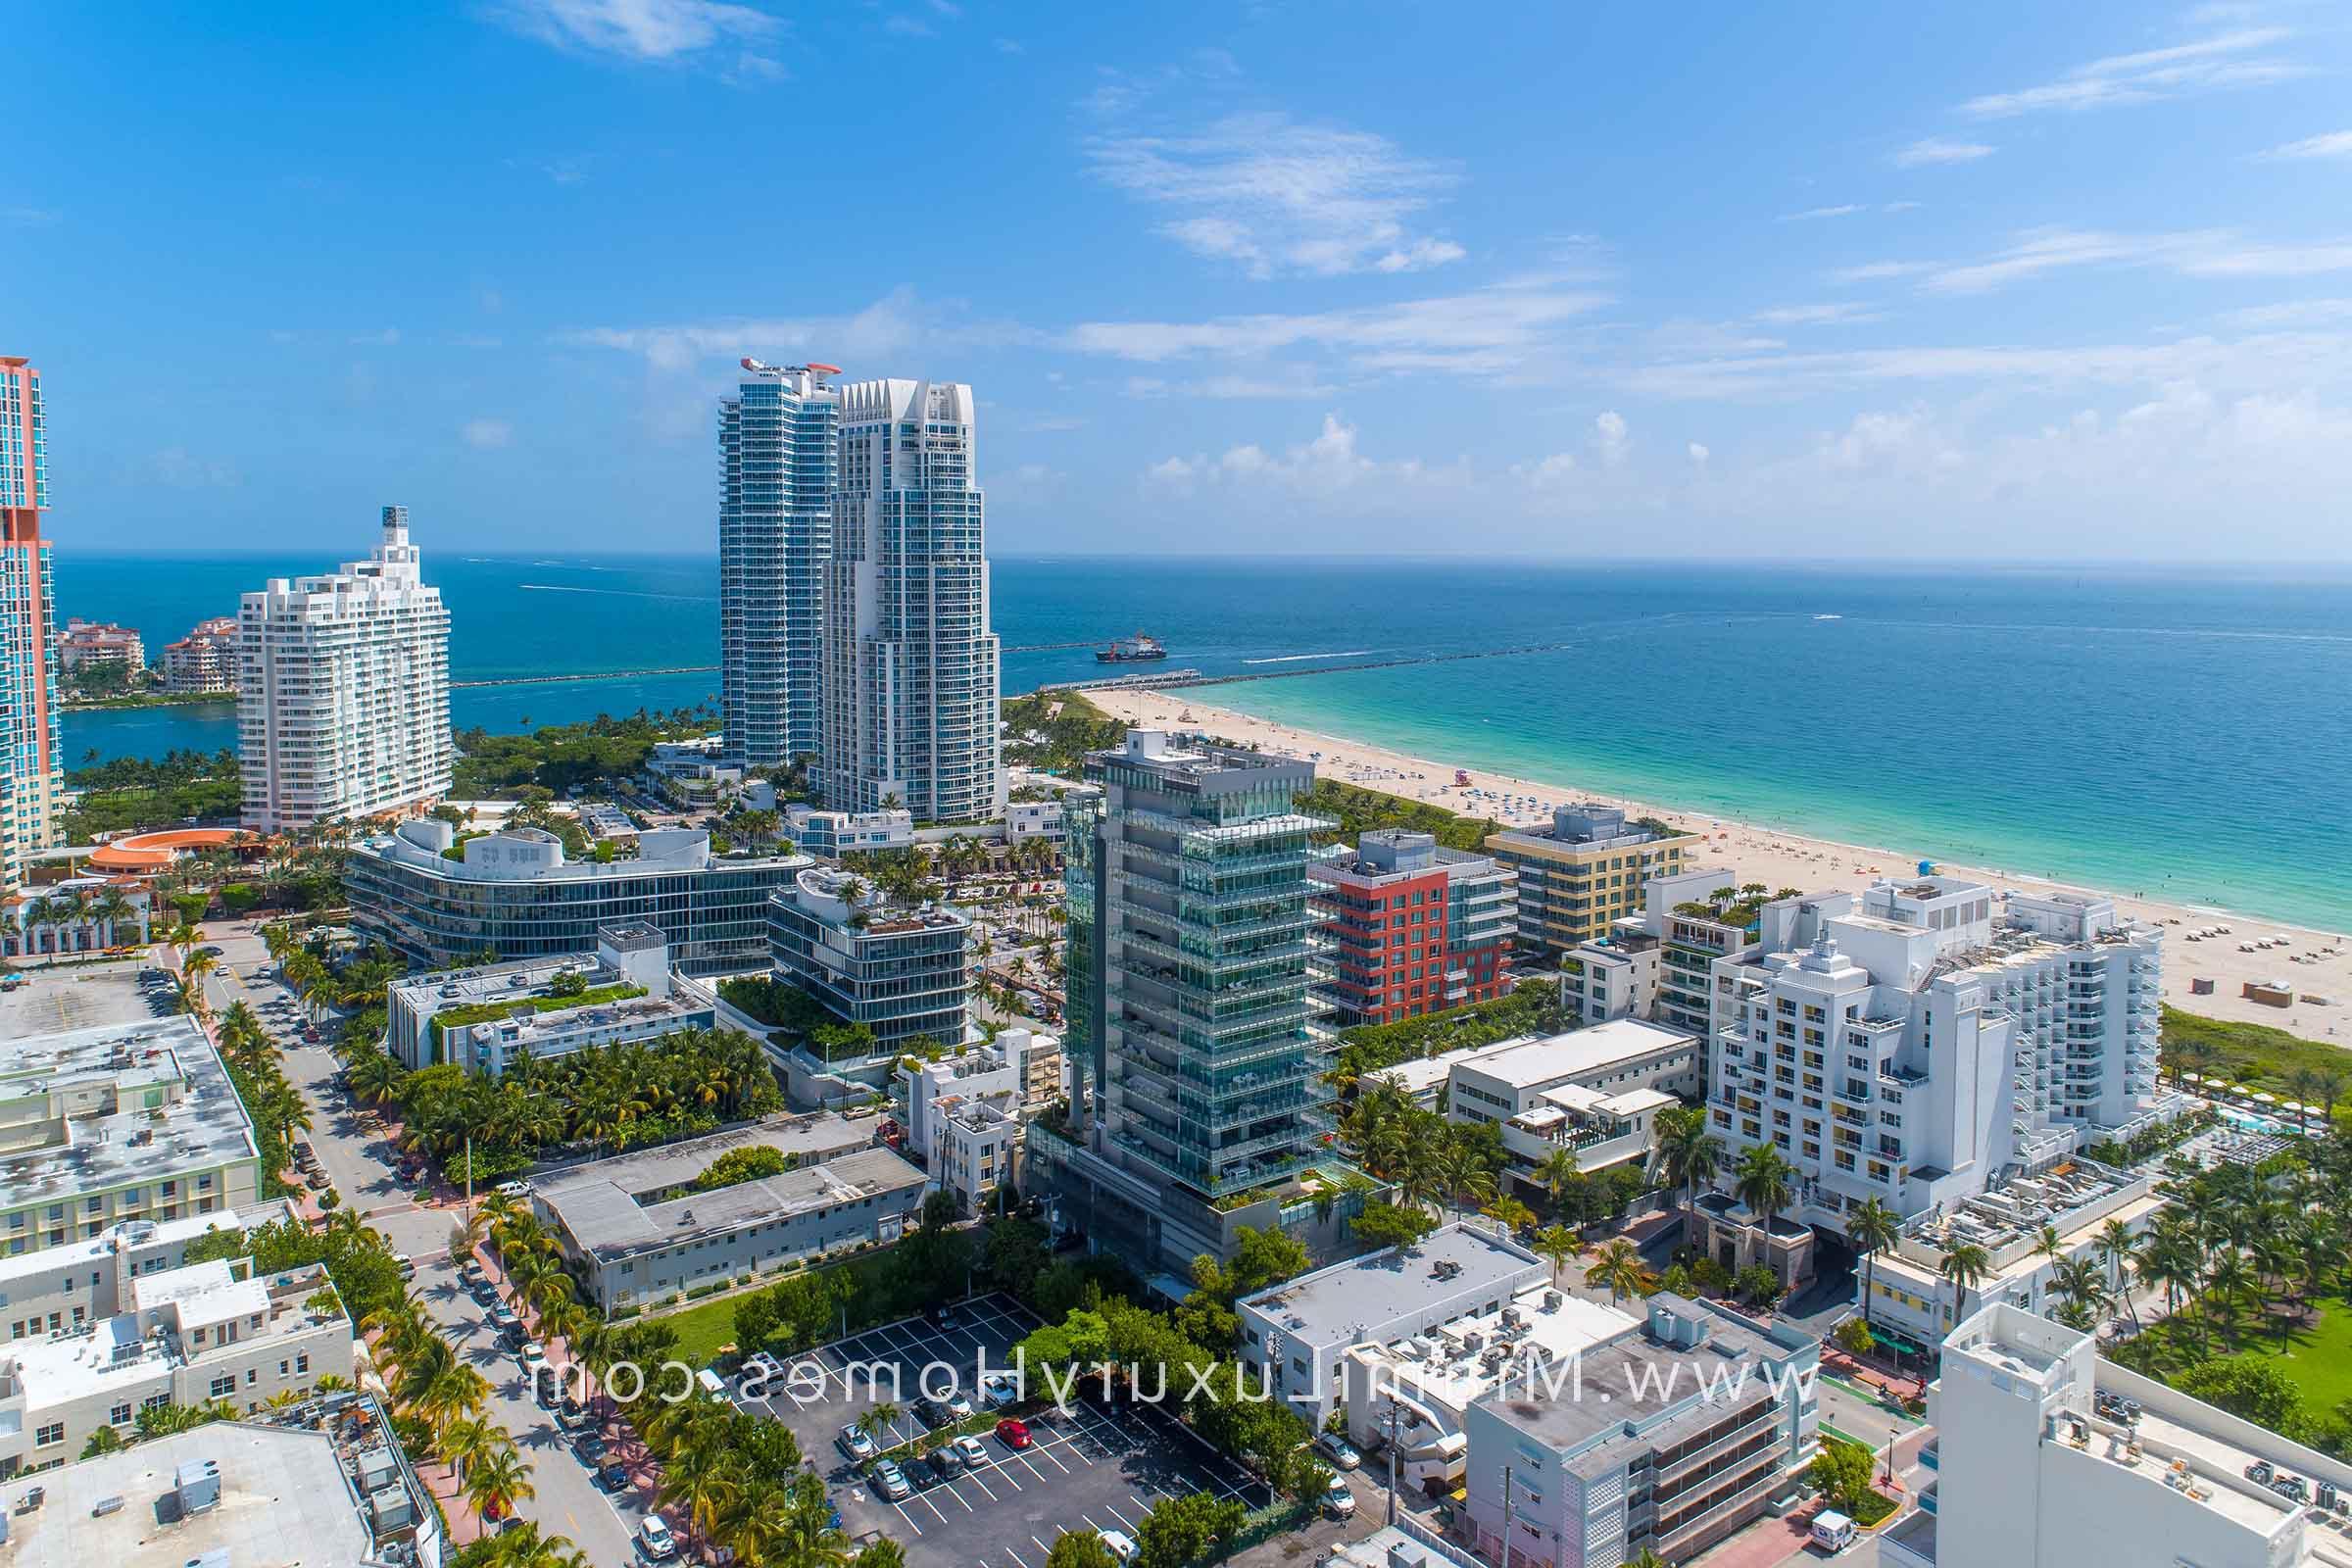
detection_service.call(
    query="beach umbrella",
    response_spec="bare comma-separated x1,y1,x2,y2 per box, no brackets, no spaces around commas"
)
2252,1092,2278,1103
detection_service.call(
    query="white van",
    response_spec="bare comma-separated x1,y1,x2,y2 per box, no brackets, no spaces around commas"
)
696,1368,726,1398
1811,1510,1855,1551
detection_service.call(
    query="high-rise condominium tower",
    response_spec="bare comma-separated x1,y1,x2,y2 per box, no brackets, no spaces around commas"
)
719,361,840,770
237,507,452,832
0,356,60,893
821,377,1002,821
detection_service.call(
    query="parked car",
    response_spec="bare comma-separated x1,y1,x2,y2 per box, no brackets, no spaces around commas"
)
1316,1434,1362,1470
598,1458,631,1493
953,1435,989,1469
575,1435,609,1466
919,1393,974,1425
637,1515,679,1561
519,1342,547,1371
871,1460,910,1501
1099,1532,1139,1565
929,1448,961,1483
980,1372,1020,1407
495,1180,531,1198
995,1418,1031,1449
557,1396,592,1432
457,1260,485,1287
740,1351,784,1387
839,1425,877,1461
487,1303,520,1333
1324,1475,1355,1519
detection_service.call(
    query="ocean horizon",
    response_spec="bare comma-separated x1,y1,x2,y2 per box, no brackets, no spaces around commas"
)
51,551,2352,934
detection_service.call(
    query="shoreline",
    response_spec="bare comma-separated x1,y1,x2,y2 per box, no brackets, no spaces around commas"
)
1085,685,2352,1041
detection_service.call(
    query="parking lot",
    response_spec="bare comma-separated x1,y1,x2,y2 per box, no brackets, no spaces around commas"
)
734,1293,1273,1568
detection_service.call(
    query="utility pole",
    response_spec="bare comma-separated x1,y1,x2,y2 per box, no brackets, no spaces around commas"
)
1499,1465,1513,1568
1384,1396,1401,1527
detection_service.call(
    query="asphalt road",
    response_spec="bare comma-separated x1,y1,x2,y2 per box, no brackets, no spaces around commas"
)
196,924,648,1566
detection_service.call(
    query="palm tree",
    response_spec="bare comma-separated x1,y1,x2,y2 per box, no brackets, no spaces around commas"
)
1585,1238,1648,1306
2097,1218,2141,1333
858,1399,902,1445
1732,1145,1797,1272
439,1416,505,1481
1532,1224,1578,1285
1846,1198,1900,1332
2050,1257,2112,1330
1940,1243,1992,1325
465,1446,536,1523
1651,1104,1724,1249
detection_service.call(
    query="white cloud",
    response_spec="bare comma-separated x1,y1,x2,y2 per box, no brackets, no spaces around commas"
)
349,327,401,346
139,447,241,489
2219,298,2352,328
2257,130,2352,161
1961,26,2301,117
884,14,934,37
1913,226,2352,294
1511,453,1578,487
487,0,782,62
1781,204,1867,221
994,36,1023,53
1593,410,1629,467
1064,279,1610,380
1753,302,1885,326
1145,414,1446,499
1085,111,1463,278
1893,137,1994,167
4,206,59,226
462,417,514,449
562,286,945,371
1829,260,1939,283
1687,442,1710,466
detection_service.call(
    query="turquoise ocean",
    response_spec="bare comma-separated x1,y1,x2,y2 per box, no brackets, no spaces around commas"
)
52,553,2352,933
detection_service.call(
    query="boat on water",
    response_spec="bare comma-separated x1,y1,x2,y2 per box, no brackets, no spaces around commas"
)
1097,632,1168,663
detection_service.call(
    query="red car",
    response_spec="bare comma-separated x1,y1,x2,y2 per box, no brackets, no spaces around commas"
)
995,1417,1031,1449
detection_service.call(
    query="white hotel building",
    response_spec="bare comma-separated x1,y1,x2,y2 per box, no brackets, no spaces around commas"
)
1700,877,2165,1272
1887,1302,2352,1568
237,506,451,832
820,378,1002,824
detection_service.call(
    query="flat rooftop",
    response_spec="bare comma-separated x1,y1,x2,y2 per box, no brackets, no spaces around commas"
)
1452,1020,1695,1090
542,1144,925,1260
1475,1296,1812,1473
0,1201,289,1292
534,1113,870,1202
0,1016,259,1208
1242,1222,1545,1346
1351,1282,1638,1415
0,964,173,1042
4,1421,375,1568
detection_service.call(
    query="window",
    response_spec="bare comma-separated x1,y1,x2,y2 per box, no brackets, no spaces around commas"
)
34,1422,63,1447
109,1402,132,1426
211,1374,236,1398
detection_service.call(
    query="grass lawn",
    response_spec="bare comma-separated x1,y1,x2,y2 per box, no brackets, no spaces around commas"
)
2218,1295,2352,1413
643,1291,744,1371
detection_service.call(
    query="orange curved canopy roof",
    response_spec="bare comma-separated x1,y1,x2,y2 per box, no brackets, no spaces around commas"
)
86,828,251,872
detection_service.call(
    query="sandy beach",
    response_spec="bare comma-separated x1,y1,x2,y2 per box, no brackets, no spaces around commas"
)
1087,687,2352,1042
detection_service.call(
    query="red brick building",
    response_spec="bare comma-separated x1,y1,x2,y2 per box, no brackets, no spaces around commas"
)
1310,829,1516,1027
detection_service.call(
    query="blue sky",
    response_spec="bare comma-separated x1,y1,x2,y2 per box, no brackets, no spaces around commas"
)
12,1,2352,560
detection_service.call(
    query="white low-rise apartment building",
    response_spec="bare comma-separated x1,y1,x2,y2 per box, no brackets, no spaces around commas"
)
0,1203,293,1342
1701,878,2168,1279
0,1252,355,1473
384,922,710,1074
1,1018,263,1257
1238,1222,1550,1428
897,1030,1062,1149
1445,1020,1698,1190
1339,1277,1638,1472
237,506,450,832
1462,1295,1823,1568
533,1114,923,1311
10,1396,444,1568
786,805,915,859
1864,1158,2163,1346
1886,1302,2352,1568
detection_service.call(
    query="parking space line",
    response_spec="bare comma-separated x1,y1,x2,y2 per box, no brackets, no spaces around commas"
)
920,1492,950,1524
1103,1502,1139,1529
964,1469,998,1502
893,1502,924,1537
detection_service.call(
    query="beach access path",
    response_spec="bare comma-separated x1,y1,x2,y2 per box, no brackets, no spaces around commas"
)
1086,687,2352,1042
